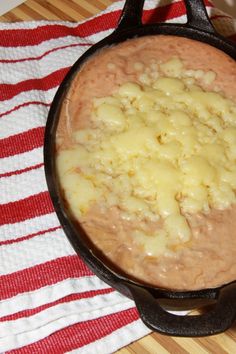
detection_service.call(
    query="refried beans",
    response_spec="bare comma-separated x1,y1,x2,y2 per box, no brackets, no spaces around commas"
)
56,35,236,290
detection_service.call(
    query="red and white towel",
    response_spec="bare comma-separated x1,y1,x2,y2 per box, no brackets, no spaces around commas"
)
1,1,236,353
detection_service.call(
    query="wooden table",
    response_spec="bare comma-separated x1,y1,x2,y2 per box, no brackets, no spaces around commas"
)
1,1,236,353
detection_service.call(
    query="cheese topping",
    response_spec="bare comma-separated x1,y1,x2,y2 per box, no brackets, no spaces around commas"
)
57,57,236,257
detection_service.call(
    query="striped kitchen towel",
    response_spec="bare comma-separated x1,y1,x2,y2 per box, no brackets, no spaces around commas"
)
0,1,236,353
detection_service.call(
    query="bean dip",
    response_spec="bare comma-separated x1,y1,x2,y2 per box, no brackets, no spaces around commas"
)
56,35,236,290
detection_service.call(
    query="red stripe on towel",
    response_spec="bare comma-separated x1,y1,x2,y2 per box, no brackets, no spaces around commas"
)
0,255,92,300
0,43,92,63
0,226,62,246
0,67,69,101
0,191,54,225
0,127,44,158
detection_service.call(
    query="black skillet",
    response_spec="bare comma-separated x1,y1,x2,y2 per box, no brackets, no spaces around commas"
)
44,0,236,336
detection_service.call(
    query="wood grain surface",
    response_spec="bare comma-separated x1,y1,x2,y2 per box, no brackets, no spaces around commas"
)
1,1,235,353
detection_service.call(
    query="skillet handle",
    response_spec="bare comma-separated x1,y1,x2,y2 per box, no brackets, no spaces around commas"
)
127,282,236,336
117,0,145,30
184,0,215,33
117,0,215,34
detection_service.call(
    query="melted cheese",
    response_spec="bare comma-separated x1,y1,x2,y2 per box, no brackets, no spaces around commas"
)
57,57,236,256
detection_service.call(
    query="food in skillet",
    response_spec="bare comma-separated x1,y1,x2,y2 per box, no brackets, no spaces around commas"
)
56,35,236,290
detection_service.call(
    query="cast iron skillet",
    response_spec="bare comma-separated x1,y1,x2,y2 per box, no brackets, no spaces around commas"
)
44,0,236,336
